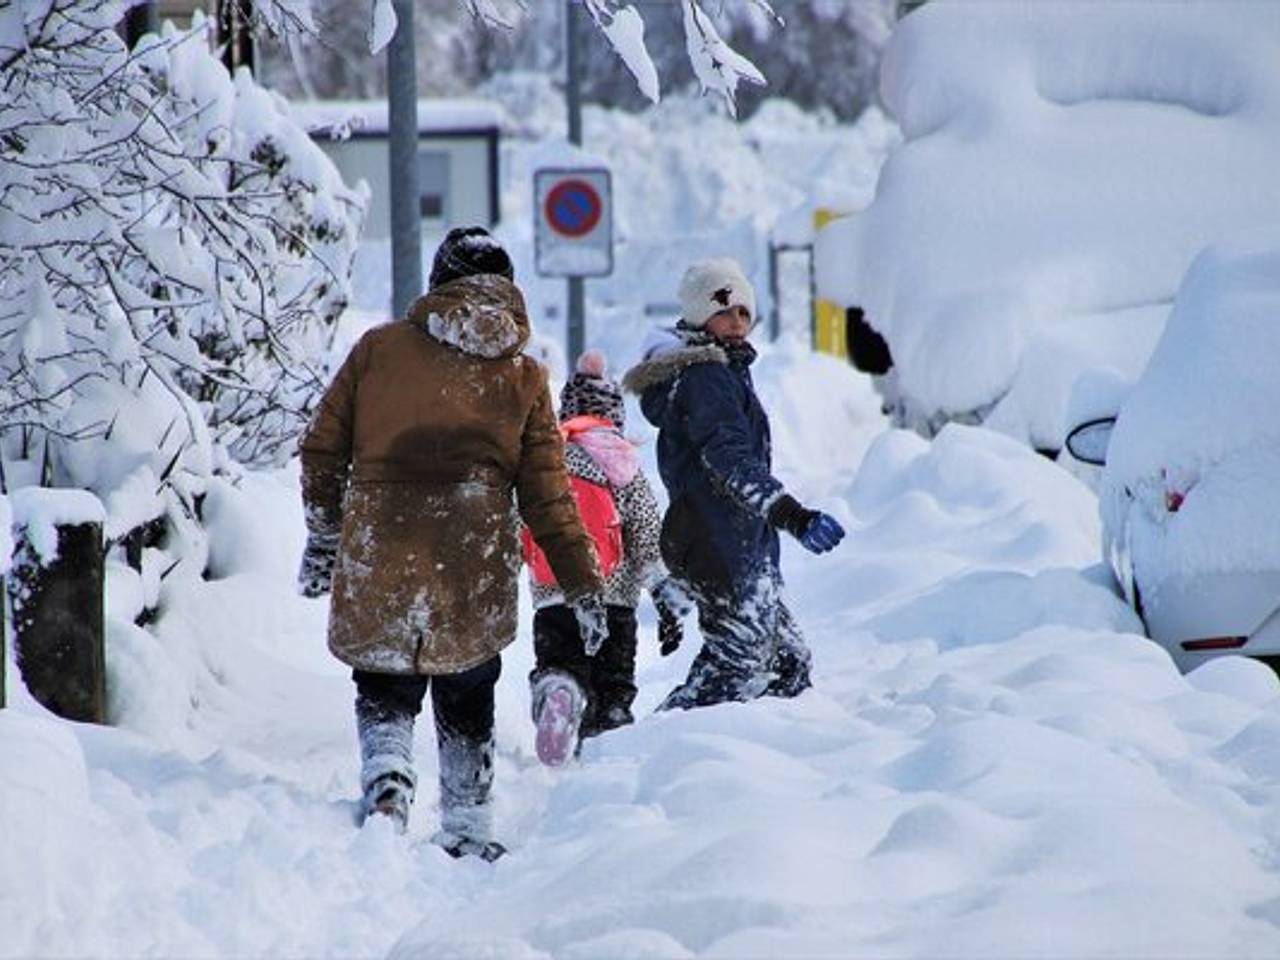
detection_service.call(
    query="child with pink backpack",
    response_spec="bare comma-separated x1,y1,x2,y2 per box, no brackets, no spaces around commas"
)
522,350,691,765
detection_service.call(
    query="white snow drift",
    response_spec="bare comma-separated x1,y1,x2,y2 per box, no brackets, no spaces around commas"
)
816,0,1280,449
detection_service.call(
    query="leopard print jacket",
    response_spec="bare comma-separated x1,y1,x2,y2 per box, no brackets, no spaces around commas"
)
529,442,665,609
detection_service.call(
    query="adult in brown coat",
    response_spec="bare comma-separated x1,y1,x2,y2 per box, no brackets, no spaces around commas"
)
298,227,604,859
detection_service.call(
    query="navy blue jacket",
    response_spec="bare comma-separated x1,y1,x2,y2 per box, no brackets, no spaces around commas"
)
624,333,784,595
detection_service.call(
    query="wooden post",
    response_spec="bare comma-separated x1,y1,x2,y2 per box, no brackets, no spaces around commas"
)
10,519,106,723
1,569,6,710
1,494,10,711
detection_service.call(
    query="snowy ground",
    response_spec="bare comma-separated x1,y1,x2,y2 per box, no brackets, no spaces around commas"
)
5,339,1280,958
6,76,1280,960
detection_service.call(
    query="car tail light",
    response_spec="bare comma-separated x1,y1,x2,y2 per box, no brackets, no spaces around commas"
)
1181,636,1248,651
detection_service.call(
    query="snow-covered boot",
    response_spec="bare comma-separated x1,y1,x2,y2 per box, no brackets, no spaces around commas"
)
356,686,419,834
532,672,586,767
432,688,504,860
762,597,812,698
363,771,414,833
431,799,506,862
430,829,508,862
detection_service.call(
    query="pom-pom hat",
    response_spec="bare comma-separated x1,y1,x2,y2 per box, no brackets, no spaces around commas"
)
559,349,625,426
678,257,756,329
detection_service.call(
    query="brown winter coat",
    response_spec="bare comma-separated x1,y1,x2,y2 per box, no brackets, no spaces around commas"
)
300,274,602,675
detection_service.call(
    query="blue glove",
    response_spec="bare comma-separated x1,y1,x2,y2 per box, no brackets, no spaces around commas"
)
799,513,845,554
768,495,845,555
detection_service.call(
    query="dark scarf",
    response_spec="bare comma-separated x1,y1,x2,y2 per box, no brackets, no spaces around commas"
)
675,320,758,368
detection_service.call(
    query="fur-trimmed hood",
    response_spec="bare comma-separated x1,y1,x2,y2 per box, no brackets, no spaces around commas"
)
407,274,529,360
621,326,728,395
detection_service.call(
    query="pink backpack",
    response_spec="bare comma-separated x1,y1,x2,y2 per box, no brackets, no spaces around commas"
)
522,475,623,586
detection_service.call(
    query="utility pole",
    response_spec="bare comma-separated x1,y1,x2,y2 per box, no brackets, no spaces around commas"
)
388,0,423,318
565,0,585,363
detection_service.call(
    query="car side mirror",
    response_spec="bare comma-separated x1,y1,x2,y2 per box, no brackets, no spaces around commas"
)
1065,417,1116,466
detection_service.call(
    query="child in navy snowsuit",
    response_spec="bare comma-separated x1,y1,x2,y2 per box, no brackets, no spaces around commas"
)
622,257,845,711
525,350,690,765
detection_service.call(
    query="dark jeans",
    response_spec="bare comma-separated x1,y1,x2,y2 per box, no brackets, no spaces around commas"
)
530,604,638,738
353,656,501,831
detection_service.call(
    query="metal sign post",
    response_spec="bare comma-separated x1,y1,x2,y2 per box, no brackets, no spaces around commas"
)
388,0,422,319
534,168,613,363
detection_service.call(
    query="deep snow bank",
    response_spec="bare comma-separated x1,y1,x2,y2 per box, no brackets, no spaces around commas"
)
7,419,1280,958
816,0,1280,449
390,428,1280,960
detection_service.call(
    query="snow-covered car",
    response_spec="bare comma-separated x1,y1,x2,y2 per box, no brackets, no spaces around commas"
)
1066,234,1280,674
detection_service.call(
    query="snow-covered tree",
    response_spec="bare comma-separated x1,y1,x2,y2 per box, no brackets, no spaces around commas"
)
262,0,883,119
0,0,364,578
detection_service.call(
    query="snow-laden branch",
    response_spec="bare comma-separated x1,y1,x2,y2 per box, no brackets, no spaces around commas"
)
580,1,660,104
681,0,767,118
0,0,366,544
358,0,776,116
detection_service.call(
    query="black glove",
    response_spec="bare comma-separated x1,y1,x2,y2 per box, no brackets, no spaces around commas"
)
767,495,846,555
298,530,339,598
657,610,683,657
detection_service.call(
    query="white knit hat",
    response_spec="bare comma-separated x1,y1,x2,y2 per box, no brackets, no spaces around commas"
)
677,257,756,329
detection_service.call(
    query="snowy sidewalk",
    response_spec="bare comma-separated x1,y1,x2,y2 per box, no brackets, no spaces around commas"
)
5,404,1280,959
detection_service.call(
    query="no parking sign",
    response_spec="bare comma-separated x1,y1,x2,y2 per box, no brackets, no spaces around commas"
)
534,168,613,277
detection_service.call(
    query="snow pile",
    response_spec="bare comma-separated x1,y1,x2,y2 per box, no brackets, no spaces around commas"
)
8,488,105,567
385,429,1273,959
1101,230,1280,598
6,406,1280,956
816,0,1280,450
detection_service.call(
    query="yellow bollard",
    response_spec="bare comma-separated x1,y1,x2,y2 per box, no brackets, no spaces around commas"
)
812,208,853,359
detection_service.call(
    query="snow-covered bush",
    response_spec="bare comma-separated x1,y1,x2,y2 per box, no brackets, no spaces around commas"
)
816,1,1280,451
0,1,365,575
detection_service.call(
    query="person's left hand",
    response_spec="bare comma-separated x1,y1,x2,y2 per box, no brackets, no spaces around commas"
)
651,575,695,621
799,513,845,555
572,594,609,656
298,531,339,597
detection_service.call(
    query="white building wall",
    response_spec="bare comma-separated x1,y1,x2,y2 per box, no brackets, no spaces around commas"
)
316,136,494,240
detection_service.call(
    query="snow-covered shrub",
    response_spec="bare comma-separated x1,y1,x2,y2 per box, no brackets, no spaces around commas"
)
0,0,365,576
815,1,1280,451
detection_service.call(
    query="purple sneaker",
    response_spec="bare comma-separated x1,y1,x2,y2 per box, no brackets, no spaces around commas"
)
535,682,583,767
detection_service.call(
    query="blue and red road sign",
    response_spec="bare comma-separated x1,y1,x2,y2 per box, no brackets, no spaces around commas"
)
534,167,612,277
544,179,603,238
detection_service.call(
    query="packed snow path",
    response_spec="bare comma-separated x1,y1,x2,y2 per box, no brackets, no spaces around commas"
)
4,351,1280,959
